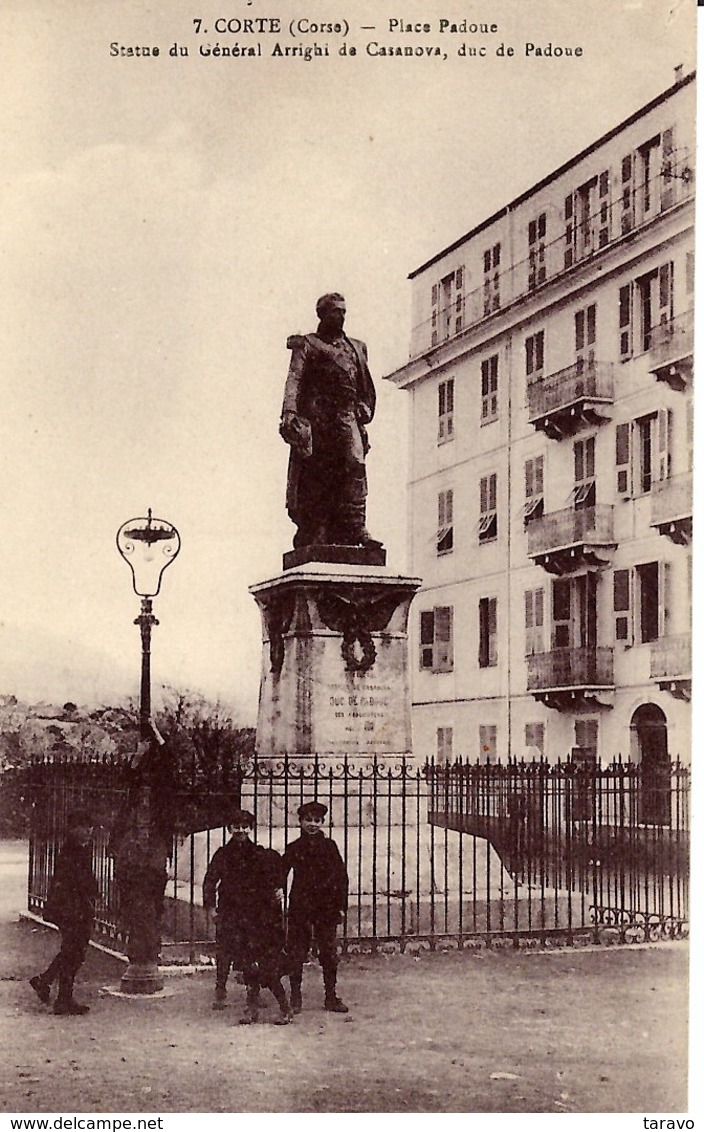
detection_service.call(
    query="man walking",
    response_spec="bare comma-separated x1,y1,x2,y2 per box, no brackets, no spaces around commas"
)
29,808,98,1015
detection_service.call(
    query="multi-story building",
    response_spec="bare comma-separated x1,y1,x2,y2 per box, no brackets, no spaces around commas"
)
385,70,694,790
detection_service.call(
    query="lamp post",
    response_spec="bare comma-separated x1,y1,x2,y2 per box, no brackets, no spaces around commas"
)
116,510,181,738
113,510,180,994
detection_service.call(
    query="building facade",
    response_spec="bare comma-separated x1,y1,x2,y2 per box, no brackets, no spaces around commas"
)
385,72,694,781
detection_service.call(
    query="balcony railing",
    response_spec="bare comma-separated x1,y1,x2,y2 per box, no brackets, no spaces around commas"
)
527,505,615,559
648,309,694,369
527,361,614,423
650,472,693,528
650,634,691,681
406,167,693,361
527,647,615,691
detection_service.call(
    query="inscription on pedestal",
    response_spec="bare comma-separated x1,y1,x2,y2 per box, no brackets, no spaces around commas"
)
250,566,421,759
326,681,392,750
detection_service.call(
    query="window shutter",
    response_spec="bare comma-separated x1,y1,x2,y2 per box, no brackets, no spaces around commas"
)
661,127,675,211
659,561,672,639
564,192,575,268
575,309,585,352
656,408,672,483
535,588,544,654
535,455,544,495
479,599,489,667
420,611,435,669
686,251,695,296
621,154,634,233
619,283,633,359
525,459,534,499
613,569,632,645
597,169,610,247
524,589,534,656
657,261,674,328
489,473,497,511
552,579,572,649
615,423,632,496
435,606,453,671
526,336,535,378
488,598,498,665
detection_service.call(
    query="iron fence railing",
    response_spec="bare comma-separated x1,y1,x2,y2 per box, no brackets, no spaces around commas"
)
23,752,689,957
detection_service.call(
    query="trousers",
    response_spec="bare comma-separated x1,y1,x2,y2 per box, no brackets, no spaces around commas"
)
287,910,339,984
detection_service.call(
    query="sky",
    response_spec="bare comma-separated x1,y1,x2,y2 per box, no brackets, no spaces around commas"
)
0,0,696,722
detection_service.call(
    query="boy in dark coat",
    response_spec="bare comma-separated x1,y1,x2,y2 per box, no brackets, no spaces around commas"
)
202,809,293,1025
283,800,349,1014
29,808,98,1015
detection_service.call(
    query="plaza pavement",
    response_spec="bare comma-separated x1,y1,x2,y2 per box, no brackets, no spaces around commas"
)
0,840,691,1114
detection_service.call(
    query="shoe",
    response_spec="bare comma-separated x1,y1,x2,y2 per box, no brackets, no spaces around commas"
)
324,996,349,1014
239,989,260,1026
53,1000,90,1016
290,989,302,1015
212,987,227,1011
29,976,51,1005
275,1007,294,1025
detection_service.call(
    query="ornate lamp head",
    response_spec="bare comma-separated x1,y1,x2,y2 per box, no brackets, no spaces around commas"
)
116,509,181,597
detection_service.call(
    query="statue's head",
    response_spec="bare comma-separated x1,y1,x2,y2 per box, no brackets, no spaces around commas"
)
316,292,346,332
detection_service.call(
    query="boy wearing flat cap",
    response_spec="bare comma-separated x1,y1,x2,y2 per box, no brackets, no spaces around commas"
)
283,800,349,1014
203,808,293,1025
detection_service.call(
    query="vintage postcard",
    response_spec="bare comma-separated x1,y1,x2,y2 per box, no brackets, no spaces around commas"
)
0,0,697,1121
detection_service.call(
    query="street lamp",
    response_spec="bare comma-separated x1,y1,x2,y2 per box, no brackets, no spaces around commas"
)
117,510,181,738
113,509,180,994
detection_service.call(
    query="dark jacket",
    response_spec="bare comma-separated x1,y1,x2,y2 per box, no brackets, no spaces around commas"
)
202,838,282,923
282,834,348,919
44,836,98,929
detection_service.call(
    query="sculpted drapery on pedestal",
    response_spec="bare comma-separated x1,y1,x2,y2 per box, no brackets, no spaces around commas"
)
280,293,382,551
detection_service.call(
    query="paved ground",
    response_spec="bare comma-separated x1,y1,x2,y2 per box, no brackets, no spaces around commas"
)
0,841,691,1114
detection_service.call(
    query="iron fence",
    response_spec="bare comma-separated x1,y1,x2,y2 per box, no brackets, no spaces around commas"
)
24,753,689,960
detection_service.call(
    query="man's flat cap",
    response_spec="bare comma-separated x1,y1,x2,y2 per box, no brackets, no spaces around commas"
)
298,800,328,819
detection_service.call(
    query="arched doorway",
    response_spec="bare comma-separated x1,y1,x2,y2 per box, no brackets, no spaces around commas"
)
630,703,670,825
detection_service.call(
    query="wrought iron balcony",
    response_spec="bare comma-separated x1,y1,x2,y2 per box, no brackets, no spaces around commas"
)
527,647,614,711
650,633,691,701
527,361,614,439
650,472,692,545
648,310,694,391
527,505,616,574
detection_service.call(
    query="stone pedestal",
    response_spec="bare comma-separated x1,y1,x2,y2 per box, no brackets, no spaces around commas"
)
250,560,421,761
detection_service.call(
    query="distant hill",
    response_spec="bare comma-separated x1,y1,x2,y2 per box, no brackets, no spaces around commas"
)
0,620,135,708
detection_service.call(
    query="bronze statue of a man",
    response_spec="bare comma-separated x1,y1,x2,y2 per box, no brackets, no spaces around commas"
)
280,293,382,550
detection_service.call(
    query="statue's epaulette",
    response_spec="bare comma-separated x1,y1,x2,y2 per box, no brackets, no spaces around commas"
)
286,334,309,351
